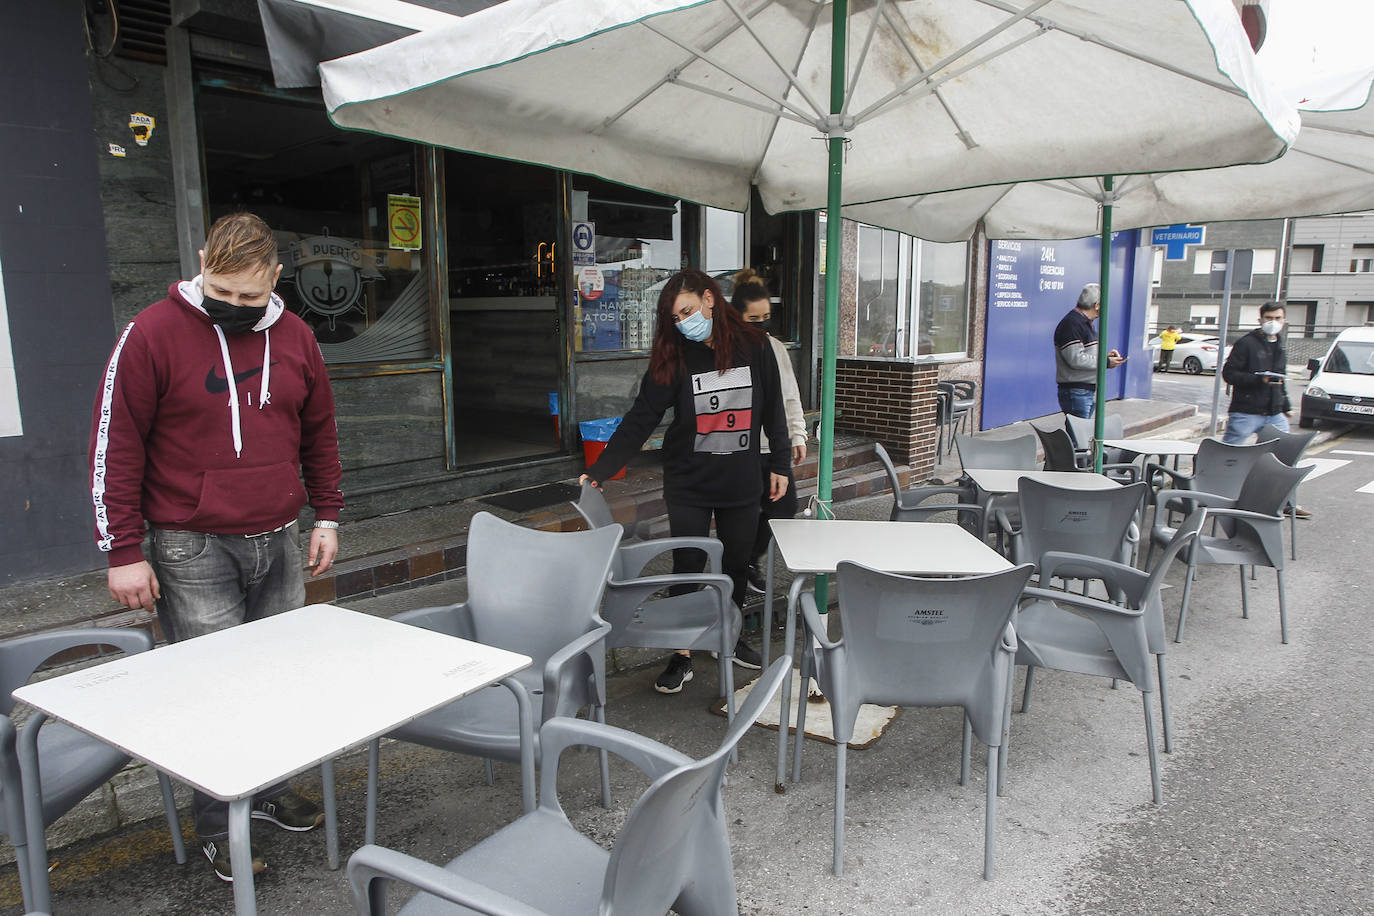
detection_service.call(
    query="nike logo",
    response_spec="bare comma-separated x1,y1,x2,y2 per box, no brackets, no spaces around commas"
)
205,362,278,393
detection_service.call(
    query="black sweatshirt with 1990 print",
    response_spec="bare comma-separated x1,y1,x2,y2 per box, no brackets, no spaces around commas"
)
586,337,790,508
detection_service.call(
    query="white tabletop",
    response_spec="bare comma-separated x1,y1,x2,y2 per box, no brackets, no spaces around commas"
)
962,468,1120,495
13,604,530,801
1101,438,1200,456
768,518,1011,576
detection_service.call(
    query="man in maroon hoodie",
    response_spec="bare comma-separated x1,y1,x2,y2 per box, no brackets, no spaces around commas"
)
88,212,344,882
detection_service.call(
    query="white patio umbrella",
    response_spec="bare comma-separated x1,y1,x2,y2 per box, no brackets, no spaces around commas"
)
843,69,1374,461
319,0,1297,517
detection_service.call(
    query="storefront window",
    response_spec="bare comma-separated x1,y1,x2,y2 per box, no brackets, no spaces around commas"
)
916,240,971,356
199,87,436,366
845,223,970,360
572,178,685,353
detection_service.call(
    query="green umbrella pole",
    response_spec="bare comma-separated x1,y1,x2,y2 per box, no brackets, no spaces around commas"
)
1093,175,1114,474
815,0,847,612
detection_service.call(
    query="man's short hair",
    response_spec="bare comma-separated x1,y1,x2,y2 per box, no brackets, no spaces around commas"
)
1077,283,1101,309
1259,301,1286,318
203,212,278,275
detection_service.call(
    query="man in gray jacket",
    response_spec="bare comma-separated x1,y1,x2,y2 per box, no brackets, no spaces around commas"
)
1053,283,1126,418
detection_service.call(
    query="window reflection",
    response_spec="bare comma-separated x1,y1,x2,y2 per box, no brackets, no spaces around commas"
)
200,88,434,365
846,223,970,360
572,179,685,353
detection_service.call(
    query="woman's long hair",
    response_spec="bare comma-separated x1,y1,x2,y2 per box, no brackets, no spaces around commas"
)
648,268,762,385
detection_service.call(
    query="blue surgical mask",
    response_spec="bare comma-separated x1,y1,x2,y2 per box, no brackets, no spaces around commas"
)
676,310,712,342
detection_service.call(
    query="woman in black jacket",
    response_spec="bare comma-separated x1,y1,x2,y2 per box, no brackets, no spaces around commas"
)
581,268,789,694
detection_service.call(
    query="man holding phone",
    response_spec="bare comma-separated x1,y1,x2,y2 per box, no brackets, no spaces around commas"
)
1053,282,1127,419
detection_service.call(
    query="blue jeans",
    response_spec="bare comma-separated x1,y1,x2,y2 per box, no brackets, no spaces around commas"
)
1057,386,1095,419
1223,411,1289,444
149,523,306,839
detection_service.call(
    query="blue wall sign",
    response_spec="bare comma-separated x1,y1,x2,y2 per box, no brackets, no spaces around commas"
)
982,231,1153,429
1150,223,1206,260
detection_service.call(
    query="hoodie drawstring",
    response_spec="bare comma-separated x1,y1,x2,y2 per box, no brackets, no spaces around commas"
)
213,326,243,458
214,327,273,459
259,329,272,408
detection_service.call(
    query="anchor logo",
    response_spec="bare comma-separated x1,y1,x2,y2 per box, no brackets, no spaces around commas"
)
284,229,382,332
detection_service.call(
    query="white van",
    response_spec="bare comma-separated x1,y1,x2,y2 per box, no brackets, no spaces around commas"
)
1300,326,1374,428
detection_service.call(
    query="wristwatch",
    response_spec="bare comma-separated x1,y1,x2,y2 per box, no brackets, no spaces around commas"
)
313,520,340,530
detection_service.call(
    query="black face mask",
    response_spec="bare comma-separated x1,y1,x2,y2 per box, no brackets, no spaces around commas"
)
749,318,773,335
203,294,268,334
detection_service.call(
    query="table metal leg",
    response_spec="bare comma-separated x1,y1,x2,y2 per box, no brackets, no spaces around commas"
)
775,576,805,792
228,798,257,915
760,540,776,671
322,759,339,869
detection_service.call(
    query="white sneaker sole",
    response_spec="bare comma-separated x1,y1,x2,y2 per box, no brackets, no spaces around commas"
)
707,650,762,670
203,842,266,883
251,808,323,832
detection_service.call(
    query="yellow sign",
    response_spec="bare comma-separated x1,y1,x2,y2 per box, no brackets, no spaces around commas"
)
387,194,422,251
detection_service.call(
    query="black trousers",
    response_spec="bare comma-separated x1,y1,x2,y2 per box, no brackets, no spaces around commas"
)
666,501,760,610
752,464,798,561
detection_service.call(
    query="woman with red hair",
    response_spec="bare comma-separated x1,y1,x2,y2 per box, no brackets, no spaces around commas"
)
582,268,789,694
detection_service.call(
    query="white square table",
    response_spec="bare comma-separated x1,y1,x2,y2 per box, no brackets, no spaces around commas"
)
13,604,530,916
961,468,1121,495
1100,437,1201,471
761,519,1013,789
961,469,1120,553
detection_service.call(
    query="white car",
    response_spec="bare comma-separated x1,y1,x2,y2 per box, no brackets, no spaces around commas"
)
1146,333,1231,374
1300,326,1374,429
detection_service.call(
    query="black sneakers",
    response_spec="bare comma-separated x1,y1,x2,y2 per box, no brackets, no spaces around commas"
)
202,839,266,883
654,653,694,693
251,790,325,832
731,638,763,670
745,564,768,594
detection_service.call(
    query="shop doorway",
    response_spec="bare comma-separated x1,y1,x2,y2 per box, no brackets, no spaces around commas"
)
445,152,564,466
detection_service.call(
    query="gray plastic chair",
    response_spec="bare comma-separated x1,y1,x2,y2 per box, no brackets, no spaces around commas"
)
1256,424,1317,559
573,481,743,709
996,478,1148,587
955,432,1038,472
1011,510,1205,805
1033,425,1140,481
934,387,954,463
934,379,978,455
1034,423,1088,471
872,442,983,532
1156,454,1313,644
1,628,186,914
348,657,790,916
791,562,1034,879
955,433,1038,546
1144,437,1280,528
364,512,623,845
1064,412,1130,466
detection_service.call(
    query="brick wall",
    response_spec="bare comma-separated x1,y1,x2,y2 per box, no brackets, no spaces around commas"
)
832,358,940,477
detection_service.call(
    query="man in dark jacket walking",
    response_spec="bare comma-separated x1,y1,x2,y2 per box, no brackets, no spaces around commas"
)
1221,301,1291,444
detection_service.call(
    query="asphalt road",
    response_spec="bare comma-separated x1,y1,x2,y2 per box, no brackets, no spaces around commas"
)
8,428,1374,915
1149,367,1312,433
